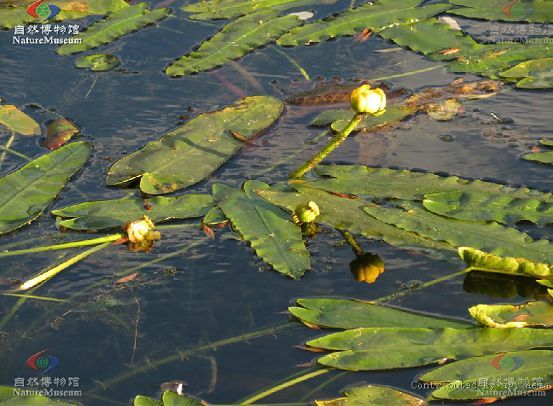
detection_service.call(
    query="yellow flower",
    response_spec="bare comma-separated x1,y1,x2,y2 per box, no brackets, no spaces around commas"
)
292,201,320,225
349,253,385,284
350,84,386,115
124,216,161,252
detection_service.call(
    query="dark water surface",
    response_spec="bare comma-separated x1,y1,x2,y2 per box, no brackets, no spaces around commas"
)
1,1,552,405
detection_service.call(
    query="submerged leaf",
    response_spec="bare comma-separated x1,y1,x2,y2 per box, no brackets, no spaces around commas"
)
289,298,472,329
458,247,552,279
44,118,79,150
309,327,553,371
421,350,553,400
0,142,92,235
106,96,283,194
213,181,310,279
364,202,553,264
0,104,40,135
52,194,214,230
469,302,553,328
75,53,121,71
448,0,553,23
57,3,171,55
166,10,301,77
276,0,452,46
315,384,426,406
423,190,553,226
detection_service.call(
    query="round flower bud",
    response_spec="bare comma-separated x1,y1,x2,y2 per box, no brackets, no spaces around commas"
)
124,216,161,252
292,201,320,225
349,253,385,284
350,84,386,115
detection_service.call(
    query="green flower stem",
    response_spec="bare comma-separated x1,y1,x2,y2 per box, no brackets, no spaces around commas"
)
0,233,123,258
341,230,363,256
0,132,15,170
372,268,470,304
17,242,112,291
241,368,330,405
290,113,364,179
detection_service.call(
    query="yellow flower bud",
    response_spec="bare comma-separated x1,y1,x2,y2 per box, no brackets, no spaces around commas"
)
349,253,385,284
124,216,161,252
292,201,320,225
350,84,386,115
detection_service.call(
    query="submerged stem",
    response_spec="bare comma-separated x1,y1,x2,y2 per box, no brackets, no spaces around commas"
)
272,46,310,81
372,268,470,304
87,322,295,395
241,368,329,405
290,114,363,178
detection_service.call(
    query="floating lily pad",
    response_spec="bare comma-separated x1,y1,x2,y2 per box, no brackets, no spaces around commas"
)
75,54,121,71
309,326,553,371
0,142,92,234
469,301,553,328
290,298,472,329
421,350,553,401
213,181,310,279
448,0,553,23
458,247,552,279
53,194,214,230
107,96,283,195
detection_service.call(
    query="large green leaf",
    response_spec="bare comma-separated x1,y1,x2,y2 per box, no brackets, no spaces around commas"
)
255,185,455,257
420,350,553,400
183,0,335,21
289,298,472,329
378,18,553,80
363,202,553,264
378,17,480,59
458,247,552,279
297,165,553,203
0,142,92,235
106,96,283,195
423,190,553,226
469,302,553,328
57,3,171,55
308,327,553,371
276,0,452,46
448,0,553,23
52,194,214,230
500,57,553,89
213,181,310,279
0,0,129,30
315,385,425,406
166,10,301,77
447,42,553,79
0,105,40,135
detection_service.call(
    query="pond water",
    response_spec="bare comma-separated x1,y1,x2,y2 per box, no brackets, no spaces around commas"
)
1,0,552,405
